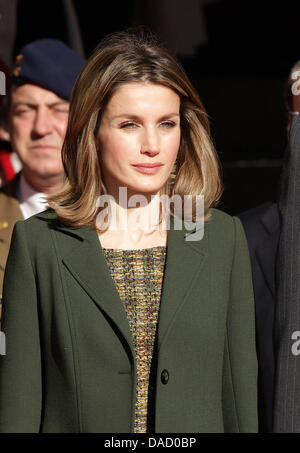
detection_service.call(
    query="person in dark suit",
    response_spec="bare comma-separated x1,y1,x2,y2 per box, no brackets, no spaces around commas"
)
0,29,258,433
237,61,300,432
273,114,300,432
238,202,280,432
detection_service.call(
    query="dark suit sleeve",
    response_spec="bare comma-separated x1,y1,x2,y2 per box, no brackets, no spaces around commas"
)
222,217,258,432
0,221,42,433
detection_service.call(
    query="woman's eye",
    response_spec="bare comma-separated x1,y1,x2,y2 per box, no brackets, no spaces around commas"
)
161,121,175,128
120,122,137,129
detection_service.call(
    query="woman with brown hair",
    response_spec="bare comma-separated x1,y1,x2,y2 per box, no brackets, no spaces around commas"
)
0,29,258,433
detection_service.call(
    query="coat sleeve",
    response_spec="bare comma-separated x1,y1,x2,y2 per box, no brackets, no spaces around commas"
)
222,216,258,432
0,221,42,432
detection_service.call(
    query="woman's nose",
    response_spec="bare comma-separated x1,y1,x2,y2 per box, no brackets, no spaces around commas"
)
140,127,160,155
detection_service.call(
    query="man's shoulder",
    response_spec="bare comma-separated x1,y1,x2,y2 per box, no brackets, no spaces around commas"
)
236,202,280,256
238,201,276,221
0,189,13,206
0,173,21,199
0,176,23,225
237,202,280,235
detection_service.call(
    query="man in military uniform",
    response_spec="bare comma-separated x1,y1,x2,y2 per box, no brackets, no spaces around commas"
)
0,39,85,310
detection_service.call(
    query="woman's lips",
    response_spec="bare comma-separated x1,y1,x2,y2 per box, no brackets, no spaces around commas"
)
30,145,58,150
132,164,163,174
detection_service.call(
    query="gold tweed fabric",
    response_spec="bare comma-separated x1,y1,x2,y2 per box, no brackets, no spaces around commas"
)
102,246,167,433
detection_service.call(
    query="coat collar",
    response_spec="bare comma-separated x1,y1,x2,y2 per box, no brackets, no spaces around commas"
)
49,212,208,357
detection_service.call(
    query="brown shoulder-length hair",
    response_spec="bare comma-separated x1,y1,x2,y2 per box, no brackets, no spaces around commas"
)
48,28,223,227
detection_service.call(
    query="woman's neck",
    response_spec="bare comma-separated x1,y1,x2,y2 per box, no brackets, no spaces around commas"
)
97,190,169,249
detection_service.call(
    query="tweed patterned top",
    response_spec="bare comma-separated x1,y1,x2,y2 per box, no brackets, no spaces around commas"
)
102,246,167,433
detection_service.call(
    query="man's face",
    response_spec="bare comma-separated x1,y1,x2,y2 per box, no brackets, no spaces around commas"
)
8,84,69,181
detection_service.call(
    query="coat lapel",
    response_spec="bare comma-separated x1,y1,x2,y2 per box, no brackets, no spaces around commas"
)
157,217,207,348
59,225,135,354
56,214,208,356
256,203,280,298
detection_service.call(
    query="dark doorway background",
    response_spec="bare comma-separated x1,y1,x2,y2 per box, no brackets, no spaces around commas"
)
13,0,300,214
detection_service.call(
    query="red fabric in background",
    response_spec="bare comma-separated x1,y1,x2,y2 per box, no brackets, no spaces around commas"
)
0,59,14,185
0,150,15,182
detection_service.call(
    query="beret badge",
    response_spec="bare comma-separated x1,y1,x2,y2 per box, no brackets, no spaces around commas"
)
12,54,23,77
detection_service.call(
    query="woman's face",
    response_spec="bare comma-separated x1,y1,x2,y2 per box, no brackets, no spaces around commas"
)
97,82,181,199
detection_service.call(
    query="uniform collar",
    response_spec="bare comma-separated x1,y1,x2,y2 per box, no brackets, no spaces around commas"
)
18,173,48,219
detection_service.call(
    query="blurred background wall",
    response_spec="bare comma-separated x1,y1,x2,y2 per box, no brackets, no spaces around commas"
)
1,0,299,214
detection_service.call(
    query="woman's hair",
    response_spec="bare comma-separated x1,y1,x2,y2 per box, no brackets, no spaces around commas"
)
48,28,223,227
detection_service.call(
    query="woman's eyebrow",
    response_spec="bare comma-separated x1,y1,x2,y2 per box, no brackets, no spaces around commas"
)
112,114,140,121
112,113,180,121
158,113,180,121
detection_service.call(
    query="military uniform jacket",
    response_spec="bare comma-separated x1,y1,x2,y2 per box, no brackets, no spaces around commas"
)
0,208,258,433
0,174,23,296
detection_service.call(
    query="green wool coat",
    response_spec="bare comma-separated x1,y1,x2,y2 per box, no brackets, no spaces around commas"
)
0,208,258,433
